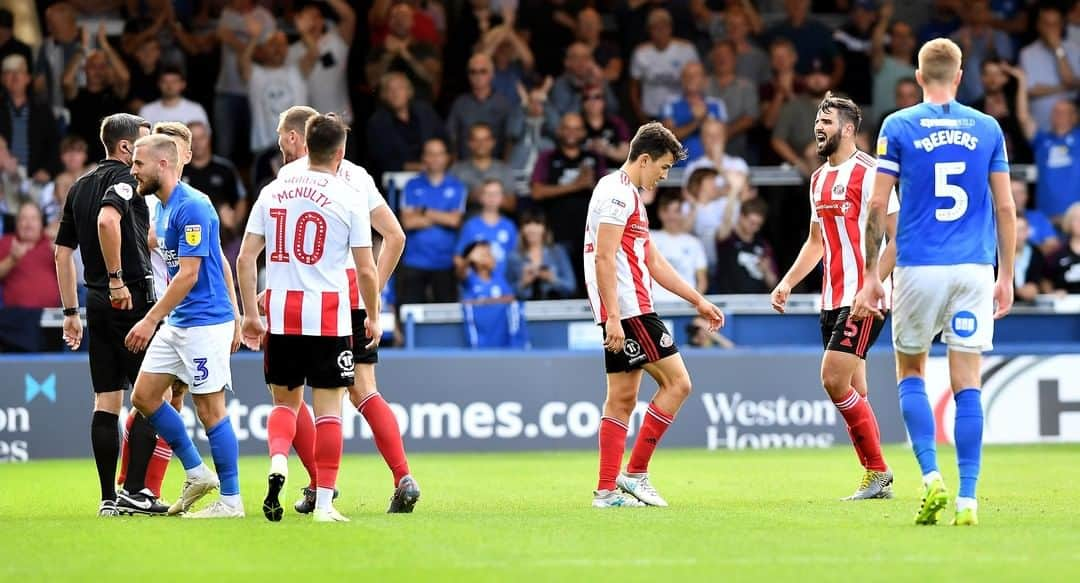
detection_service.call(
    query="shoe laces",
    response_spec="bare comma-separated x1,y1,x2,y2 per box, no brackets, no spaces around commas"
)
636,475,660,498
856,470,874,491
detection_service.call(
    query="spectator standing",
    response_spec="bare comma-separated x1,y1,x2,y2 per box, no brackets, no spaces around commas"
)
706,40,760,161
1020,96,1080,225
182,121,246,243
951,0,1013,104
138,66,210,128
0,134,30,224
662,61,728,164
33,2,81,120
581,84,631,168
713,198,778,293
39,135,90,225
0,55,60,182
684,121,751,267
239,21,308,156
765,0,844,88
1011,178,1061,257
575,7,622,84
507,79,558,184
481,22,535,109
1012,214,1045,303
289,0,356,122
366,1,443,103
214,0,276,165
629,8,700,122
917,0,962,46
724,8,770,87
550,42,618,117
530,112,605,295
454,179,518,275
366,72,448,177
62,26,130,163
517,0,582,77
443,0,504,100
970,60,1032,164
1044,202,1080,295
125,36,162,112
447,53,512,160
0,9,32,69
760,38,802,136
398,138,467,304
1020,5,1080,132
650,194,708,304
450,122,517,211
0,201,59,308
871,3,917,124
506,211,577,300
833,0,878,108
772,64,832,177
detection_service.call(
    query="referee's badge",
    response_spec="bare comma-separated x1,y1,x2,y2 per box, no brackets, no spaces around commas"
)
112,183,133,200
184,225,202,246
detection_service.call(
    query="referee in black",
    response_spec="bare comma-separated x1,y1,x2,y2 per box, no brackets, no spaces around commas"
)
54,113,165,517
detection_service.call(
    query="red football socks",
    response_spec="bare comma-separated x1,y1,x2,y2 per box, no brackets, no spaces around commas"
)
834,388,887,472
314,415,343,490
627,403,674,475
116,413,135,487
293,403,318,488
596,416,628,491
144,437,172,498
267,405,298,458
357,392,411,485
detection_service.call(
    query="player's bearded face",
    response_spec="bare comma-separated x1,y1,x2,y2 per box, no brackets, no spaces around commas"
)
815,125,841,157
135,163,161,196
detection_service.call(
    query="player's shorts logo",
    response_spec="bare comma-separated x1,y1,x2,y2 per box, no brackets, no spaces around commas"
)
952,311,978,338
624,339,641,357
660,333,673,348
337,350,354,371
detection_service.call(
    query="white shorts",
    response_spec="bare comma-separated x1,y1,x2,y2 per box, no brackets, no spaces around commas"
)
142,320,234,394
891,264,994,354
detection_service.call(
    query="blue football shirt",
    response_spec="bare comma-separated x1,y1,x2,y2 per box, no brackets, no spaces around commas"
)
400,174,468,271
454,215,518,275
155,181,234,327
877,101,1010,266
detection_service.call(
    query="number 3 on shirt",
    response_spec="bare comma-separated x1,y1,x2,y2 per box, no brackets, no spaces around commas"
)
934,162,967,222
269,208,328,264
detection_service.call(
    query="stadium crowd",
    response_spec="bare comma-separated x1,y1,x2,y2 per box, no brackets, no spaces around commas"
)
1,0,1079,351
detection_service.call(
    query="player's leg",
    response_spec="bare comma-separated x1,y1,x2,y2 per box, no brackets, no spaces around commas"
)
264,383,303,521
349,308,418,513
143,383,184,499
593,369,646,508
290,399,321,513
312,386,349,522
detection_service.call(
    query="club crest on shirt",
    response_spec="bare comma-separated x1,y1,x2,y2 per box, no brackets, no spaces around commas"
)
831,183,846,196
184,225,202,246
112,183,133,200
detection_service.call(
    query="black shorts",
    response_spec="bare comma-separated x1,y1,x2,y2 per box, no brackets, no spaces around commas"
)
602,313,679,374
350,309,378,365
820,307,886,360
86,286,152,393
264,334,355,389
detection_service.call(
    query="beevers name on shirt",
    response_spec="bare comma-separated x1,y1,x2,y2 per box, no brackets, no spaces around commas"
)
913,118,979,152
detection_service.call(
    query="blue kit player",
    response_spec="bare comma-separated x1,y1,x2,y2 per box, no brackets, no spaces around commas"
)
125,133,244,518
853,38,1016,527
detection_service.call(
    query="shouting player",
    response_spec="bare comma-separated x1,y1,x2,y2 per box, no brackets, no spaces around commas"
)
585,122,725,508
275,106,418,514
237,113,381,523
771,93,898,500
853,38,1016,526
126,133,245,518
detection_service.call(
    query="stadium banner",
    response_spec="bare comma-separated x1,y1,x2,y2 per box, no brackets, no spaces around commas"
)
925,355,1080,445
2,351,907,461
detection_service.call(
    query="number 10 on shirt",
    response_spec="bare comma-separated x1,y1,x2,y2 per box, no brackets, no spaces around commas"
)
269,208,328,264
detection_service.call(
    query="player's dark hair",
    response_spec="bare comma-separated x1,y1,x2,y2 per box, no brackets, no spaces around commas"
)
740,197,768,218
305,113,349,166
628,122,686,164
818,91,862,134
100,113,151,157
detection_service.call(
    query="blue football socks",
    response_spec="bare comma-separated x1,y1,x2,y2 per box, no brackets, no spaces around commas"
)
954,389,984,499
148,403,203,470
898,376,939,477
207,418,240,497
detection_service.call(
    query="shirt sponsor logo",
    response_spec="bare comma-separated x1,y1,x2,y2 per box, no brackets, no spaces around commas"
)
919,118,975,128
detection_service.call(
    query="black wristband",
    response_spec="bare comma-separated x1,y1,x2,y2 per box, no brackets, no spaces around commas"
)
62,307,79,316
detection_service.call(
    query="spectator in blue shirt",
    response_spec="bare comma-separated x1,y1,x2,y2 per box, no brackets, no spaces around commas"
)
1020,97,1080,225
506,211,577,300
460,240,527,348
661,61,728,165
398,137,467,304
454,179,517,278
1012,177,1062,256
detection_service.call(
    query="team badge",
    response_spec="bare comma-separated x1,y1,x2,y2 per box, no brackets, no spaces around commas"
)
659,333,673,348
184,225,202,246
832,183,846,196
112,183,133,201
877,137,887,156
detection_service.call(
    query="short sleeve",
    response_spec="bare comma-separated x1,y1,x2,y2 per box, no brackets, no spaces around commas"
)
990,124,1010,174
348,199,373,248
101,179,137,215
594,184,636,226
177,201,213,257
244,189,268,236
876,115,901,177
808,176,821,224
55,190,79,249
358,171,386,211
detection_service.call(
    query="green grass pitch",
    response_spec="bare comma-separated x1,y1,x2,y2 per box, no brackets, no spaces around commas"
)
1,445,1079,581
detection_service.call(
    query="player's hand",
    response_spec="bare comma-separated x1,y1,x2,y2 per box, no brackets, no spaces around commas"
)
110,284,133,310
124,316,157,352
695,299,725,331
241,314,265,351
231,318,242,353
62,314,83,350
993,277,1014,319
603,318,625,353
770,281,791,314
851,279,885,321
364,316,382,350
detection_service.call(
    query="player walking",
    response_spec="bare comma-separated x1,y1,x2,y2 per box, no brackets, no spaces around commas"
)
585,122,725,508
853,39,1016,526
771,93,898,500
275,106,418,514
126,133,245,518
237,113,381,523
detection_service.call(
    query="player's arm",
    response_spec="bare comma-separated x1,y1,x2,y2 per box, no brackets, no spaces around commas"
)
771,221,823,313
125,255,201,352
878,209,899,282
863,173,895,279
350,201,381,346
218,246,242,352
371,205,405,290
990,170,1017,318
236,232,266,350
595,222,626,351
646,244,726,328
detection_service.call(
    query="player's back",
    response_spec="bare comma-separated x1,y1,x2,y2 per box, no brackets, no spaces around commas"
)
877,101,1009,267
254,169,366,335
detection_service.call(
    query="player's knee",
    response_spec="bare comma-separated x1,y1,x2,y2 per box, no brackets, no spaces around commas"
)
820,369,848,397
604,393,637,418
665,375,692,401
193,396,226,428
129,390,154,415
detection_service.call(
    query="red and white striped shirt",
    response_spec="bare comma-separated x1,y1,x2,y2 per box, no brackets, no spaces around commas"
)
247,169,372,336
810,151,900,311
584,170,654,324
279,157,387,310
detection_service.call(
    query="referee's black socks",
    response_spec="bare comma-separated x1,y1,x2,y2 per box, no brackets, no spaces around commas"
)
90,411,120,501
123,413,158,495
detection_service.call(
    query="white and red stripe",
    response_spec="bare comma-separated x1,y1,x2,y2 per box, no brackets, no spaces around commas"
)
248,169,373,336
584,171,655,324
810,152,897,311
833,389,861,411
